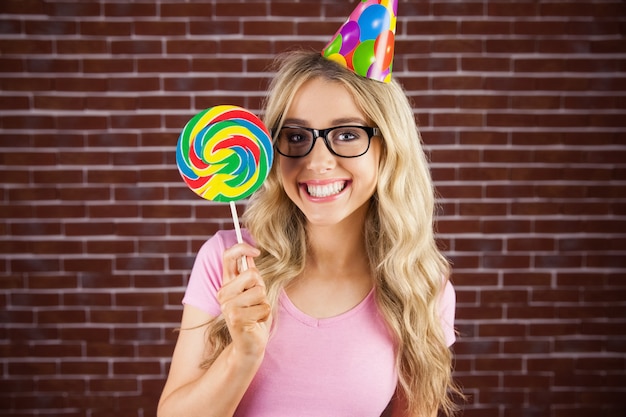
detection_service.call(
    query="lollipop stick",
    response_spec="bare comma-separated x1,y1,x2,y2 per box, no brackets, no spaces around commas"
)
229,201,248,271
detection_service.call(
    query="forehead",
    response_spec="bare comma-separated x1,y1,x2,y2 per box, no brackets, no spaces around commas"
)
284,78,369,127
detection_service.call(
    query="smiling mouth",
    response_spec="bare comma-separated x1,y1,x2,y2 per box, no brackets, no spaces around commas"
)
305,181,347,198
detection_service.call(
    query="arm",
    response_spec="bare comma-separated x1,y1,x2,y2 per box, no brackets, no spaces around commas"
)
158,243,271,417
157,305,262,417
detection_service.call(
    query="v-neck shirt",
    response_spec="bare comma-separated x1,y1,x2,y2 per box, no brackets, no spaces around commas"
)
182,229,456,417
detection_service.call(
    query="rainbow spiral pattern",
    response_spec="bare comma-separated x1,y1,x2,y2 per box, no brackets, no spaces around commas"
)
176,105,273,202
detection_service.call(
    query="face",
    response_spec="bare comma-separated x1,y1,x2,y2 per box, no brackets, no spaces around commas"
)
278,77,381,228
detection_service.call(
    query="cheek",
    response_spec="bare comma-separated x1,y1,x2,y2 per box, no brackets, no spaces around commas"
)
361,149,381,191
278,157,297,182
278,158,300,195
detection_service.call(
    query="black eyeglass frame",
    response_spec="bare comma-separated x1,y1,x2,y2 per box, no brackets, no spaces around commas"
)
272,125,380,158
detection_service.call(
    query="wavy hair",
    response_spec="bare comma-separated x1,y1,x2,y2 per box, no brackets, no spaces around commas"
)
202,50,460,416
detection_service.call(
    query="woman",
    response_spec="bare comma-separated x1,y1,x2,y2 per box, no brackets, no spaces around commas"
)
158,50,460,417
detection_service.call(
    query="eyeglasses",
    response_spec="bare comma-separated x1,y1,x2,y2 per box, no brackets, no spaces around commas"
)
273,125,380,158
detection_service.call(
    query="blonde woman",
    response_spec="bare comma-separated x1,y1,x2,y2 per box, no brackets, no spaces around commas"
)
158,50,460,417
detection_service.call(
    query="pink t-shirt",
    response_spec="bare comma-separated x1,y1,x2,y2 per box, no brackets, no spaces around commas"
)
182,230,456,417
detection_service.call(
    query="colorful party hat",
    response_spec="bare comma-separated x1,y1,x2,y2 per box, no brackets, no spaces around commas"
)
322,0,397,83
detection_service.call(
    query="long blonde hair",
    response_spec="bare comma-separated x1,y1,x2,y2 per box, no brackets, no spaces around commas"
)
204,50,460,416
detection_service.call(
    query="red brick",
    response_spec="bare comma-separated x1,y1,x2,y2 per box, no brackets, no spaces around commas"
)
32,204,87,219
60,361,108,375
89,378,138,393
215,2,267,16
31,240,83,255
64,222,115,236
169,221,221,237
37,377,85,392
137,95,190,110
10,223,61,236
36,309,86,324
432,75,483,90
28,275,78,290
108,76,160,92
508,237,555,252
89,204,140,219
10,292,60,306
2,115,55,129
134,21,186,36
27,57,81,73
0,95,29,110
54,76,108,92
486,39,535,54
83,58,134,74
11,259,61,274
34,95,85,110
25,20,77,35
57,39,108,54
1,76,53,91
115,256,165,271
9,361,57,376
135,274,185,289
508,305,556,320
0,38,53,54
110,40,163,54
244,20,295,36
110,114,161,129
79,21,132,37
63,258,113,273
32,133,84,147
461,20,511,35
503,340,551,354
475,357,524,371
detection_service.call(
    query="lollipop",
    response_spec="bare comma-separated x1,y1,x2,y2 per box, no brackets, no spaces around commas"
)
176,105,273,202
176,105,274,267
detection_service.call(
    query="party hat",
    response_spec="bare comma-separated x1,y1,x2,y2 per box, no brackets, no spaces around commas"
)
322,0,397,83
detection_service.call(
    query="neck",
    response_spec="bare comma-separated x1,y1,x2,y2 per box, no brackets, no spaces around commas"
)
307,226,366,272
304,204,371,277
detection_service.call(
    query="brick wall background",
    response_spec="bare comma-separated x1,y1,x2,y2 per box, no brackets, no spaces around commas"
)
1,0,625,416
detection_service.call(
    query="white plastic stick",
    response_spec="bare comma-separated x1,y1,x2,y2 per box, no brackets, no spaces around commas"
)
229,201,248,271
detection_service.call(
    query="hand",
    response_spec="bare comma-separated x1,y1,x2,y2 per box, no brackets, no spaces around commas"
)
217,243,272,360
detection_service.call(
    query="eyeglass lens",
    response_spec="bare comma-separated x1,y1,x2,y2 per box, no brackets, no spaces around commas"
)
276,126,371,157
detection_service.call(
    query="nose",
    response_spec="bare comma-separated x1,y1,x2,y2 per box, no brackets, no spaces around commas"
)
305,135,335,173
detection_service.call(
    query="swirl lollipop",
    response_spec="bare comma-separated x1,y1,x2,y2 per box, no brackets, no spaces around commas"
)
176,105,273,202
176,105,274,267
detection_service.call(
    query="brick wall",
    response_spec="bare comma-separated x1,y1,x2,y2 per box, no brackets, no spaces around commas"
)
1,1,624,416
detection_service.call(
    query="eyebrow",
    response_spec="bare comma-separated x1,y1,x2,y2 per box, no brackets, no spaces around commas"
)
282,117,369,127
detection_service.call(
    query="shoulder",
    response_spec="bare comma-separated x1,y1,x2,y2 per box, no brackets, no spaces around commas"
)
198,229,255,255
441,278,455,305
438,277,456,347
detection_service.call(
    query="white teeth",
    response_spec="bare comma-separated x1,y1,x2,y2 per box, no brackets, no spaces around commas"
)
306,182,346,198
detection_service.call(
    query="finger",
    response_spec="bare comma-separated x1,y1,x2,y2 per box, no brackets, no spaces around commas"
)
217,270,265,306
237,256,248,273
221,287,268,320
222,243,260,283
247,303,271,323
220,284,270,328
238,254,259,273
224,303,272,330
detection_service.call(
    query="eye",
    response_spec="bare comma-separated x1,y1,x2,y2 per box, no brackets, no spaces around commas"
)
332,127,363,142
290,134,306,143
281,128,310,144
